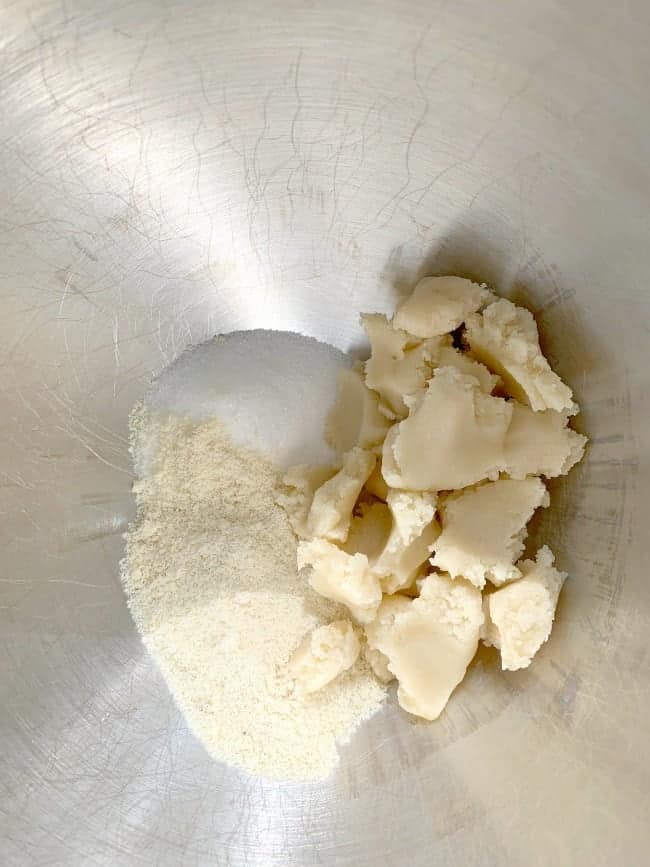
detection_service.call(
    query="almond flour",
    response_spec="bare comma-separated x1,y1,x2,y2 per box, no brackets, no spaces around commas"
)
121,406,385,781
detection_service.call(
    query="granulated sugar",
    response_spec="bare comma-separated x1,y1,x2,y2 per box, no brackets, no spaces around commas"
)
121,332,385,780
141,330,351,472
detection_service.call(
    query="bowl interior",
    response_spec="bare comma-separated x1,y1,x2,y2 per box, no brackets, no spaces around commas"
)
2,1,649,864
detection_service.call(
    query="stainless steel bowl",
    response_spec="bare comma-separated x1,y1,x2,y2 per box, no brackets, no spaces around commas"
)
2,1,649,864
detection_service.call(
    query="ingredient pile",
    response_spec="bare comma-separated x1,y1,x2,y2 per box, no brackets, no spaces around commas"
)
123,333,387,781
277,276,587,722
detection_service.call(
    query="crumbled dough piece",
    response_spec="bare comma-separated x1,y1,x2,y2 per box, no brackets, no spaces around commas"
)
297,538,382,623
325,365,391,454
436,345,500,394
393,276,492,337
482,546,566,670
372,490,440,594
365,461,389,501
342,501,392,563
387,489,437,546
382,367,512,491
431,478,549,588
362,313,445,417
307,447,376,542
289,620,361,693
276,464,337,539
363,644,395,683
379,522,440,595
504,401,588,479
365,573,483,720
465,298,573,412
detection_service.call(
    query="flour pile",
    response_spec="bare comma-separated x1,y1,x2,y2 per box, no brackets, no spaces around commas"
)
122,406,386,780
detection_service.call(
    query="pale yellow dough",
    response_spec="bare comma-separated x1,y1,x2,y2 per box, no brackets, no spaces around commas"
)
371,490,440,594
289,620,361,693
297,538,383,624
465,298,574,412
393,275,492,337
431,478,549,588
436,345,500,394
482,546,566,670
325,365,391,454
504,402,587,479
362,313,444,417
277,275,585,722
362,644,395,683
275,463,336,539
307,447,376,542
365,461,389,500
365,573,483,720
382,367,512,491
341,501,392,564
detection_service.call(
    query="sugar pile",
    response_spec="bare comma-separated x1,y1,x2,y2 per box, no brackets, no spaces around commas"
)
141,330,351,472
121,331,385,780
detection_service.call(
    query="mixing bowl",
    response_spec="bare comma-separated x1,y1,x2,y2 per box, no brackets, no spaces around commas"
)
2,1,649,864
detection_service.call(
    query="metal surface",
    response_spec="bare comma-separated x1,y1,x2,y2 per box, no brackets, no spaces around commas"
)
1,0,649,864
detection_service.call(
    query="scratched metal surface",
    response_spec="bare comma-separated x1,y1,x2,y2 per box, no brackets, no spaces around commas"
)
1,0,649,864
